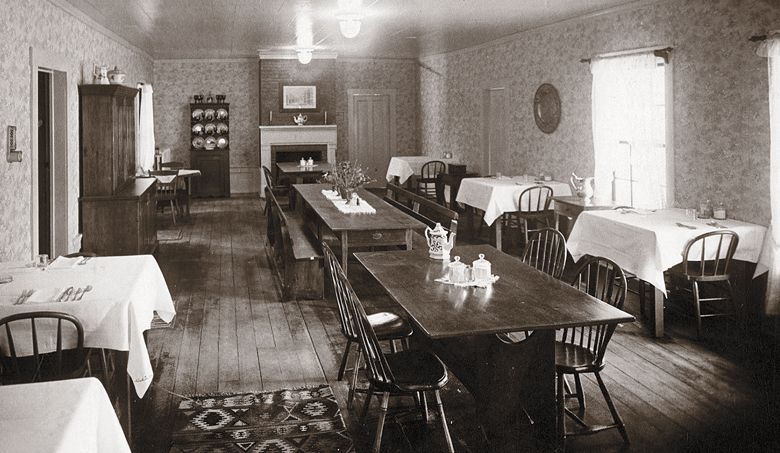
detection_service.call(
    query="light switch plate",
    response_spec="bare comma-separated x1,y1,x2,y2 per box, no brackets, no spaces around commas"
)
6,125,21,162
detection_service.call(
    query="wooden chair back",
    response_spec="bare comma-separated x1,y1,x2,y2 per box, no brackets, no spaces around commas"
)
681,230,739,281
560,256,627,368
348,273,396,389
421,160,446,180
519,185,553,213
522,227,567,279
154,174,178,201
0,312,86,383
262,165,276,189
322,242,359,341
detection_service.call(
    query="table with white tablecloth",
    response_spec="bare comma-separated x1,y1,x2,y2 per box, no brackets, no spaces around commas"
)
567,208,767,337
0,377,131,453
385,156,458,184
455,176,572,251
0,255,175,397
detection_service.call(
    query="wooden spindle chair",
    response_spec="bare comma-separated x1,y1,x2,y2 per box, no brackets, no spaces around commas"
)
504,185,554,246
667,230,739,337
322,242,412,407
557,256,629,448
346,268,455,453
417,160,446,200
151,170,179,224
262,165,290,211
0,312,90,384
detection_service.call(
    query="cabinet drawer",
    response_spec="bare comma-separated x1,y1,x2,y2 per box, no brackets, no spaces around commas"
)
554,201,583,219
348,229,407,245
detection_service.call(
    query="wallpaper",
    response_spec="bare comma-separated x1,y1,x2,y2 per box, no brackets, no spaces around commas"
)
259,58,419,161
0,0,153,261
153,59,260,169
418,0,778,225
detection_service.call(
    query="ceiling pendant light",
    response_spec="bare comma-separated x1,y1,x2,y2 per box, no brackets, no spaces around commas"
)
336,0,363,39
296,48,313,64
338,16,362,39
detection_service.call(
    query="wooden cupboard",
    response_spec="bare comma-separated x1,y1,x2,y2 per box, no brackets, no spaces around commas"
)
78,84,158,255
190,150,230,197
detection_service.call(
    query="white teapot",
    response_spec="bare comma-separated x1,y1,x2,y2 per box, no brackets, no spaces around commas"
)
570,172,595,199
425,222,455,260
293,113,308,125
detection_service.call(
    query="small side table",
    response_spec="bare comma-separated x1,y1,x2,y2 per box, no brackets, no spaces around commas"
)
552,196,617,237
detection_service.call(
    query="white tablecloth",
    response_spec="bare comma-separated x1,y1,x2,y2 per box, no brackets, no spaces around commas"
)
455,176,573,225
178,169,201,177
0,377,130,452
567,209,768,293
385,156,457,183
0,255,175,397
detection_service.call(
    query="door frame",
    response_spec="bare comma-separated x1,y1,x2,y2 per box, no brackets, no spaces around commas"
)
481,85,508,175
347,89,397,167
30,47,70,258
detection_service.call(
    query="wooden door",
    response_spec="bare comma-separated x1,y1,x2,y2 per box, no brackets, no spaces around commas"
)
348,90,396,182
483,87,508,175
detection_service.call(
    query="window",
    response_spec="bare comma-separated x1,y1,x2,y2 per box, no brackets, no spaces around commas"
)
591,53,672,209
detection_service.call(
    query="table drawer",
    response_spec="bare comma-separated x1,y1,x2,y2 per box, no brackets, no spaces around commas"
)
349,229,407,245
554,201,583,219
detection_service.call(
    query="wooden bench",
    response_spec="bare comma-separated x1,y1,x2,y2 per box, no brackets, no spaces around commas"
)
265,187,324,301
385,182,458,249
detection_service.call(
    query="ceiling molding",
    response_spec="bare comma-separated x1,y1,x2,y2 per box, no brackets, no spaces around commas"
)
154,58,258,64
48,0,153,61
258,50,339,60
418,0,669,60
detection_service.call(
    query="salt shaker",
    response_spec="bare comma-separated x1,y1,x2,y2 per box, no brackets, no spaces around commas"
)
472,253,492,281
307,157,314,167
448,256,467,284
299,158,306,167
713,202,727,220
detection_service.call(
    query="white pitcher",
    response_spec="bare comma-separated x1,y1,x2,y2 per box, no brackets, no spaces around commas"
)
425,222,455,260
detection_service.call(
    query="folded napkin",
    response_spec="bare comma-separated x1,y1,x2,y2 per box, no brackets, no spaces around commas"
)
435,275,500,288
321,189,342,200
25,287,71,304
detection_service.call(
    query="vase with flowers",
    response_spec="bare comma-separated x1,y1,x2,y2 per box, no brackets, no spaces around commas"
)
321,160,374,206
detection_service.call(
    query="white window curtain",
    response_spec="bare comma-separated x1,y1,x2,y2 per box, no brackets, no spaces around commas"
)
759,37,780,316
137,83,155,173
591,53,667,209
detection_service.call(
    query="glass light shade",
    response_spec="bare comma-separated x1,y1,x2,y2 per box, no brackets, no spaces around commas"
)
296,49,313,64
339,18,361,38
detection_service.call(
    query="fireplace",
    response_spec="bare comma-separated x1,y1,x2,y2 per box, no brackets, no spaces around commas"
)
259,125,337,194
271,144,327,181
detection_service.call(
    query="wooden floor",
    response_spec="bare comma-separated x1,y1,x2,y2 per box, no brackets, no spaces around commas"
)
136,197,779,452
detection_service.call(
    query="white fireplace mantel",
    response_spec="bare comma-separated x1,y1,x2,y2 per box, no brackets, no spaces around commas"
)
259,125,337,193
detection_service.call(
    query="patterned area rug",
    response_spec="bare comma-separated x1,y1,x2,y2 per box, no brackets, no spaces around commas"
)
168,385,354,453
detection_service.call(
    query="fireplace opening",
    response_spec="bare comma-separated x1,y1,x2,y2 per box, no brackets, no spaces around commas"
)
271,144,328,183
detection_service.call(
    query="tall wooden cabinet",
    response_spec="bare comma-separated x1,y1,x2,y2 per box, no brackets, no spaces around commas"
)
190,102,230,197
79,85,157,255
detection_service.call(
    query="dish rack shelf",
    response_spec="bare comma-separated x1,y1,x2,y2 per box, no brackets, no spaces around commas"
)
190,103,229,151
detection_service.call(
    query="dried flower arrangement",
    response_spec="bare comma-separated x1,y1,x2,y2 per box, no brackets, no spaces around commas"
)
321,160,374,200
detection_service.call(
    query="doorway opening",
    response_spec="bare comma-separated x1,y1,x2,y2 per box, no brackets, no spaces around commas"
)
347,89,397,182
38,71,52,256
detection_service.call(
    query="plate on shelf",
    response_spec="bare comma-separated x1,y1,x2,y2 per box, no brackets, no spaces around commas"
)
204,136,217,150
204,123,216,134
216,122,228,134
191,109,204,121
216,108,228,120
191,123,204,135
192,137,205,149
217,137,229,149
204,109,215,121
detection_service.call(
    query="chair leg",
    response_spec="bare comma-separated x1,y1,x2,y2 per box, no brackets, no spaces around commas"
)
573,373,586,412
421,391,430,422
557,371,566,449
523,219,529,245
337,340,352,381
372,392,390,453
434,390,455,453
169,200,177,225
692,280,702,338
390,339,397,354
595,371,629,444
348,349,362,407
361,384,374,423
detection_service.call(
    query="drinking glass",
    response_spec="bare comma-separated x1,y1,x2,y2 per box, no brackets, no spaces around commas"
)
36,254,49,268
685,209,696,221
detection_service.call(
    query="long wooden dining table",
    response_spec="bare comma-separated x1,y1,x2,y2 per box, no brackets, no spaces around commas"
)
354,245,634,452
294,183,425,274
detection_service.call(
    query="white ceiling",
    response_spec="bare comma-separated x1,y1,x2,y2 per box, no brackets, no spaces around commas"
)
62,0,651,59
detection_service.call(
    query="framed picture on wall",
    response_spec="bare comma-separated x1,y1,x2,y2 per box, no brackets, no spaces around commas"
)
280,85,318,112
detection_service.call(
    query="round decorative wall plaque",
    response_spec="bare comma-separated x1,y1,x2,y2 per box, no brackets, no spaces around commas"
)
533,83,561,134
